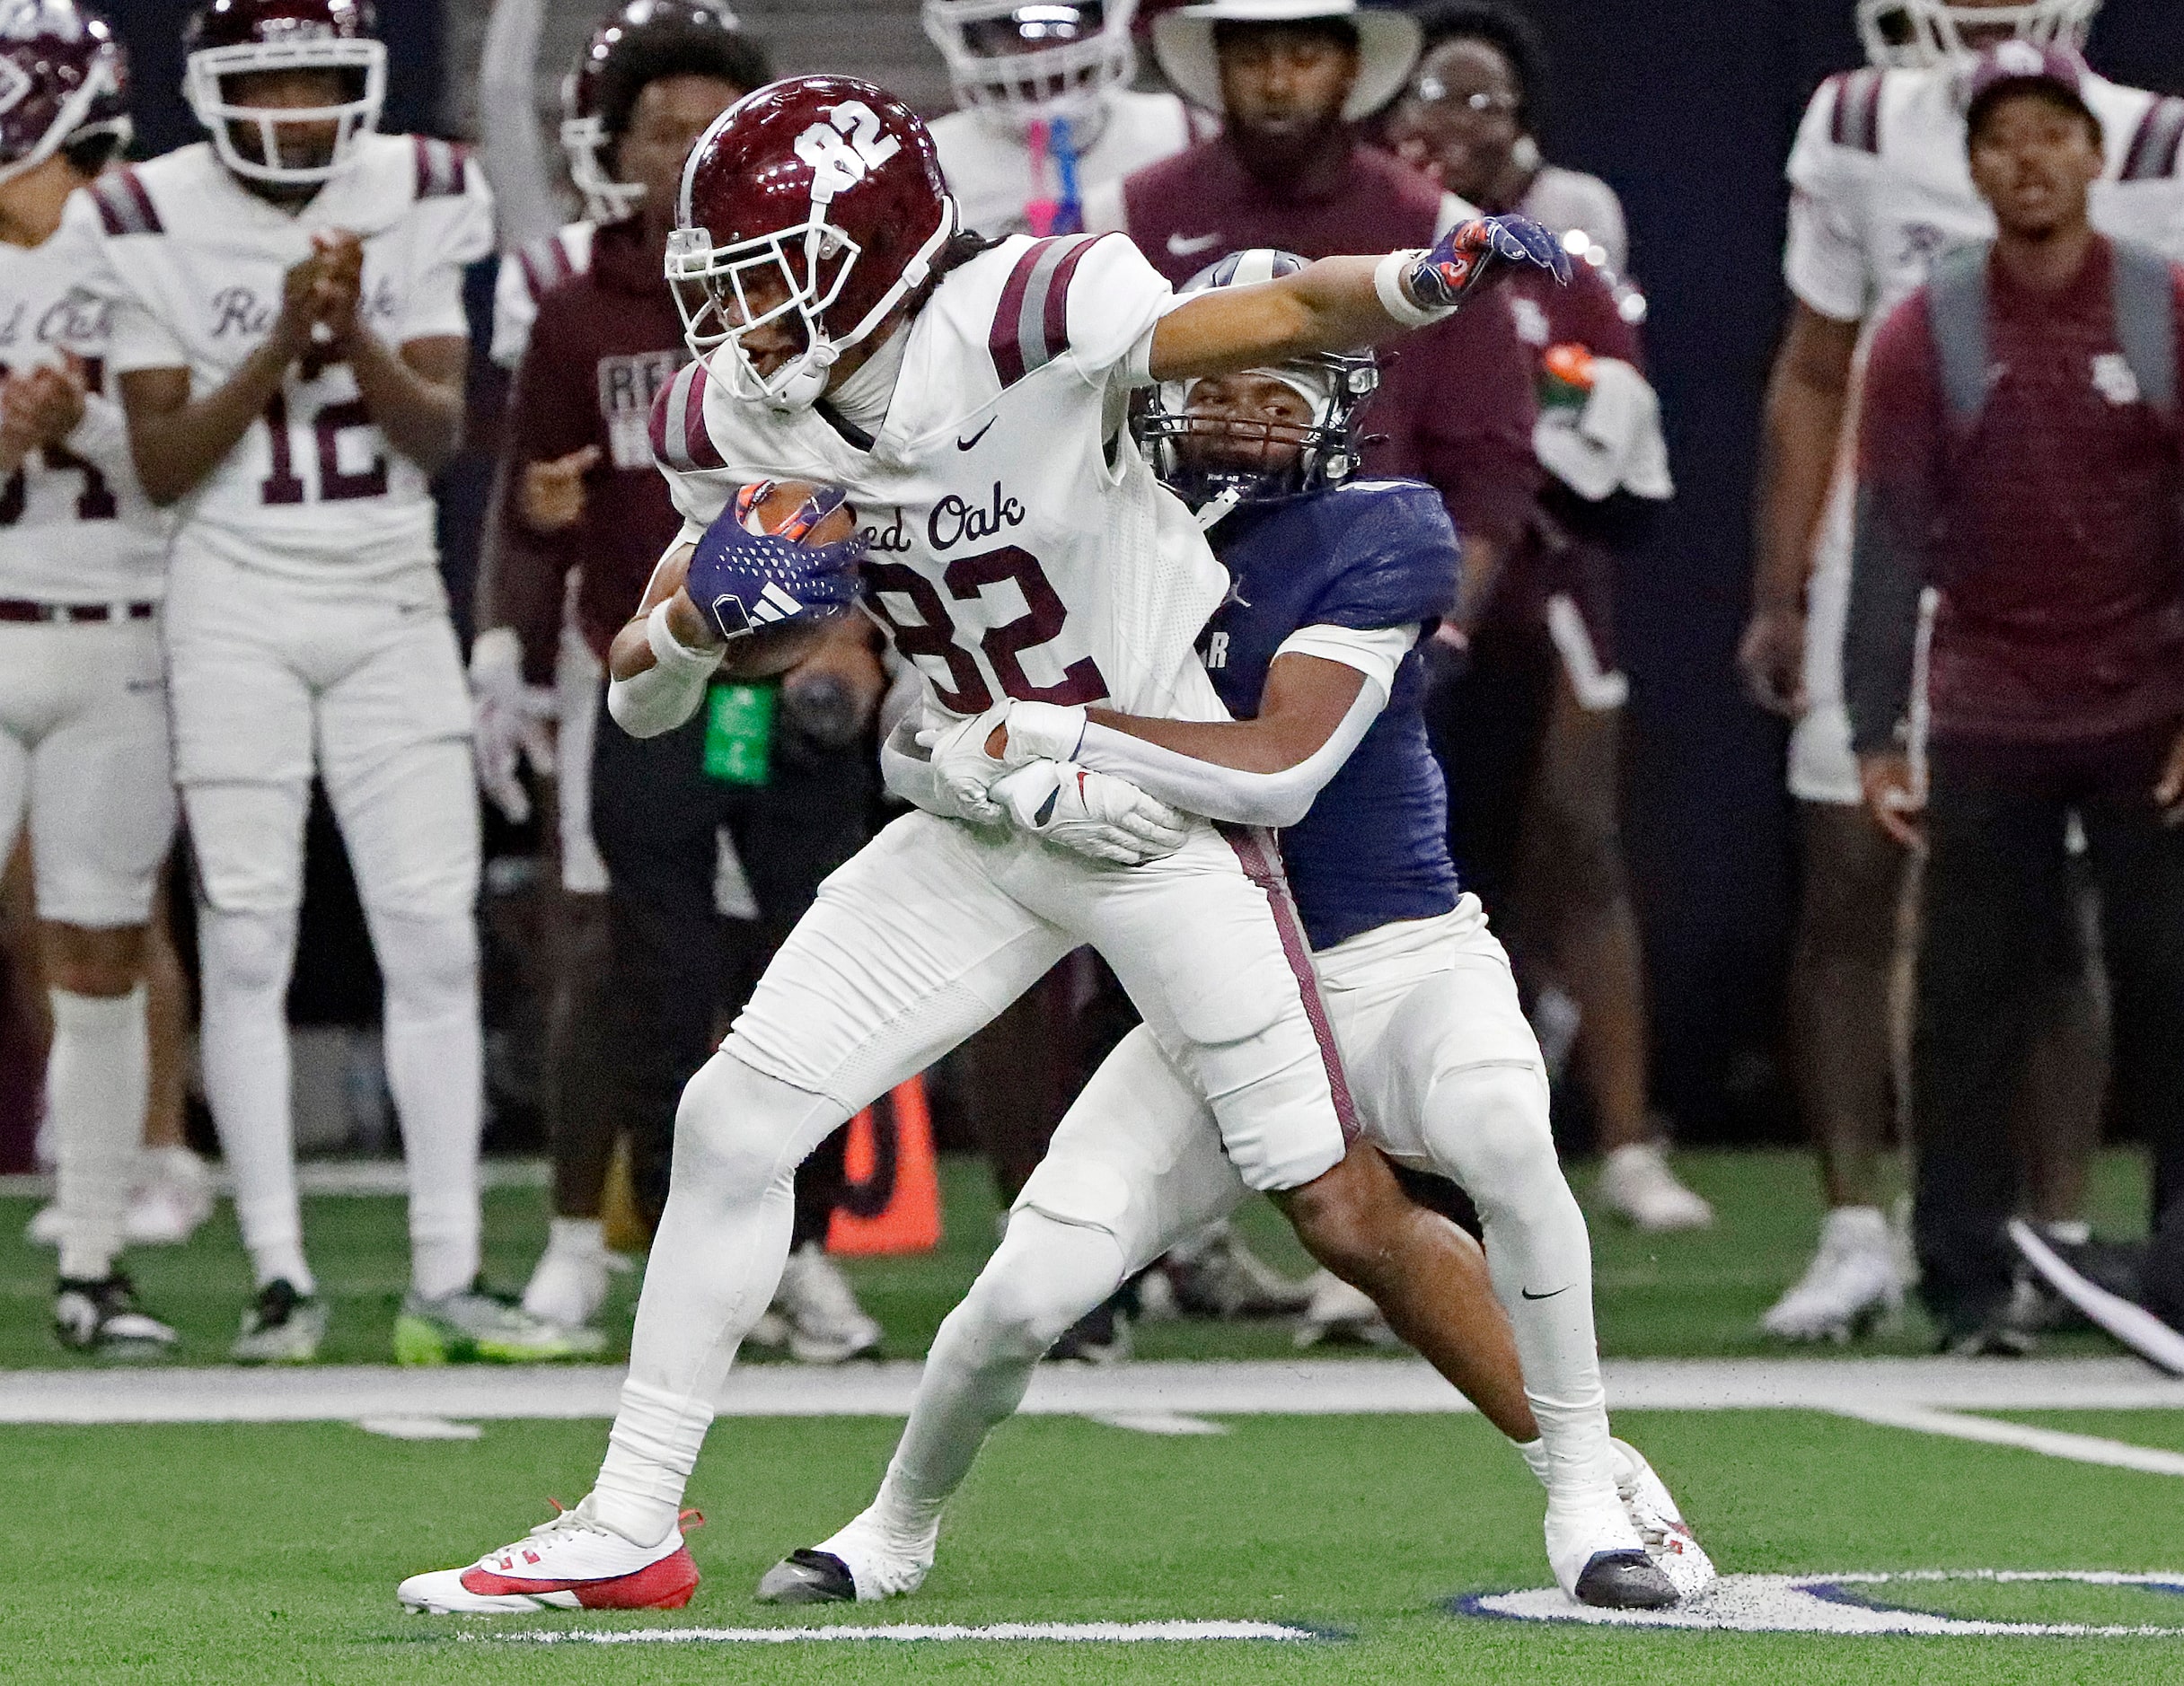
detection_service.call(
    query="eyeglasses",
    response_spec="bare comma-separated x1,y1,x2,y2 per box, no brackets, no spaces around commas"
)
1410,76,1519,116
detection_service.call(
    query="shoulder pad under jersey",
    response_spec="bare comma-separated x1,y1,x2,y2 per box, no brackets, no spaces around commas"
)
2123,96,2184,182
1303,480,1461,631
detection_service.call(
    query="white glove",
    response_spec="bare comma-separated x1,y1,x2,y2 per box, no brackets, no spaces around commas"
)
914,701,1017,822
991,760,1193,866
469,627,558,823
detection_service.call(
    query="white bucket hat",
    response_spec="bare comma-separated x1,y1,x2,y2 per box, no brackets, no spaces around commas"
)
1152,0,1423,123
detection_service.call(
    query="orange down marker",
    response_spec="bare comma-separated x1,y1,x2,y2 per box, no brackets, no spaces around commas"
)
826,1074,943,1255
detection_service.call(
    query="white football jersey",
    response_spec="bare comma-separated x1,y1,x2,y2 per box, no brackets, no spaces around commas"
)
0,209,167,602
932,89,1202,239
1785,66,2184,703
652,232,1228,725
490,219,594,370
72,133,494,584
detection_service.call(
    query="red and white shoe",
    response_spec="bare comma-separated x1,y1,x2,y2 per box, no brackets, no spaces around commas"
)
397,1498,700,1614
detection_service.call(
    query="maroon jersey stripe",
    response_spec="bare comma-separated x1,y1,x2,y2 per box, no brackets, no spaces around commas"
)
413,136,467,199
1040,234,1106,364
2124,98,2184,183
1224,827,1362,1146
989,239,1049,387
92,167,160,237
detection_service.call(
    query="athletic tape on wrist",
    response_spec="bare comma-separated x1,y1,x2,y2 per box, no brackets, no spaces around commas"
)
647,599,722,674
1375,249,1451,328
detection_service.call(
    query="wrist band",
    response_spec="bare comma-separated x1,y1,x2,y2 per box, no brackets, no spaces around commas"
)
1375,249,1451,328
647,599,722,673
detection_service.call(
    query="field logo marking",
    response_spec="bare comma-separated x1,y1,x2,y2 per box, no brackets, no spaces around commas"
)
1457,1569,2184,1637
473,1620,1333,1645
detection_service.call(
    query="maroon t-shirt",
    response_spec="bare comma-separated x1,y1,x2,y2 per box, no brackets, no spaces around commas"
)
1855,236,2184,745
1118,138,1538,553
477,217,691,682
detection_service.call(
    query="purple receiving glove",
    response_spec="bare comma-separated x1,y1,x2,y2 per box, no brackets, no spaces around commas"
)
1406,214,1572,312
685,481,868,643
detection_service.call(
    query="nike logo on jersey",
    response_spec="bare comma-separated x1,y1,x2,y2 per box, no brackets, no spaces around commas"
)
956,418,996,452
1519,1286,1572,1301
1167,231,1223,258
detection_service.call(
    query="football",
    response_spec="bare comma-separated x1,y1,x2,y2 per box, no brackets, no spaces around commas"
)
709,477,862,680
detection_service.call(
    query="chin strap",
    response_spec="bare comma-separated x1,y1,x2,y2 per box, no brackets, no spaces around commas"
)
1194,486,1245,532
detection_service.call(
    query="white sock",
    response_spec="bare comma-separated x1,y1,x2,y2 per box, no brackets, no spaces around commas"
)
592,1053,847,1545
198,905,313,1295
48,986,148,1282
1426,1063,1615,1495
372,910,484,1301
1822,1204,1891,1252
593,1378,716,1547
548,1216,608,1259
874,1209,1126,1541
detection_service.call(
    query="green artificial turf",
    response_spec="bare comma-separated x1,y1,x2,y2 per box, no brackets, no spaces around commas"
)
5,1408,2182,1683
3,1147,2180,1682
0,1146,2153,1366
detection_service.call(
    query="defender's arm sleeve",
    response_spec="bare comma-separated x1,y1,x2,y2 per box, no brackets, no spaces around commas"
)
1845,294,1943,756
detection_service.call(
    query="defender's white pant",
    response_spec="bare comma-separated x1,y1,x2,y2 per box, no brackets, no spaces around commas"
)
163,540,477,918
724,812,1353,1193
0,619,174,926
1013,897,1546,1268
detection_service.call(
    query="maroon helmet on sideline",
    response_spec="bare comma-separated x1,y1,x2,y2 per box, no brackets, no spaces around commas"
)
561,0,742,224
666,75,956,411
183,0,383,187
0,0,129,184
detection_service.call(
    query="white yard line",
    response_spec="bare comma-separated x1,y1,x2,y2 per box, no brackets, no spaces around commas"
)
472,1620,1325,1644
0,1356,2180,1427
1824,1401,2184,1476
0,1159,551,1199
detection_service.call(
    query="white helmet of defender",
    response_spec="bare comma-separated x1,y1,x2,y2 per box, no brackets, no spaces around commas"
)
921,1,1138,128
1856,0,2100,71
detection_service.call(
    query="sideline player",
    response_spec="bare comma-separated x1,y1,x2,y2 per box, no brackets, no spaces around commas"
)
760,250,1712,1611
1740,0,2183,1346
75,0,572,1363
922,0,1203,238
392,77,1659,1615
0,0,176,1355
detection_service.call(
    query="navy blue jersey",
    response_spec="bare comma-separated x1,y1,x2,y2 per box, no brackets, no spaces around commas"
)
1198,479,1465,950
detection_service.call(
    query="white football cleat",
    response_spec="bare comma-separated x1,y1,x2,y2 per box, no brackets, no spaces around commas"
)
520,1229,626,1330
125,1146,214,1245
1609,1437,1717,1598
398,1497,700,1614
1543,1480,1679,1610
775,1242,883,1364
1761,1206,1904,1343
1598,1144,1714,1233
755,1506,937,1605
1293,1269,1397,1349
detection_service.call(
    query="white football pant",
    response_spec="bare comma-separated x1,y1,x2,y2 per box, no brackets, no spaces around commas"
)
591,809,1355,1546
868,897,1614,1537
0,618,174,1282
165,540,483,1299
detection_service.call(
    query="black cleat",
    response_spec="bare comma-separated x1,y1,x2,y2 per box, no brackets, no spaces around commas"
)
1573,1548,1680,1611
755,1548,857,1605
54,1274,177,1358
1047,1297,1131,1364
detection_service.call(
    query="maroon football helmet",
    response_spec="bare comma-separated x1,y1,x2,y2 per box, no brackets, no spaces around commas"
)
666,75,956,411
0,2,128,185
184,0,383,187
561,1,742,224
